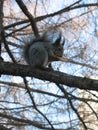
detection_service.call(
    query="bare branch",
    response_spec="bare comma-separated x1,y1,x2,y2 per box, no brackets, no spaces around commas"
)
4,2,98,31
0,61,98,91
0,0,4,57
23,78,55,130
15,0,39,37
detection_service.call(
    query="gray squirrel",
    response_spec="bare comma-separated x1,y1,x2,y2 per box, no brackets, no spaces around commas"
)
23,32,65,69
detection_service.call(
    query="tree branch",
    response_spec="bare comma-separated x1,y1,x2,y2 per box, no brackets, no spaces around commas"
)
23,77,55,130
0,112,66,130
0,61,98,91
58,85,88,130
4,2,98,31
15,0,39,37
0,0,4,56
0,112,47,129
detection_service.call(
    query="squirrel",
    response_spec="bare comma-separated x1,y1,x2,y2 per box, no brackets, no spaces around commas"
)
22,32,65,69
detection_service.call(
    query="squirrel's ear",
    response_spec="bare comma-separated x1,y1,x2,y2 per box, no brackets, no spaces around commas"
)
61,37,65,46
53,33,62,46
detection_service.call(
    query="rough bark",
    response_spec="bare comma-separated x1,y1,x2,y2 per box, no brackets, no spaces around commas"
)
0,61,98,91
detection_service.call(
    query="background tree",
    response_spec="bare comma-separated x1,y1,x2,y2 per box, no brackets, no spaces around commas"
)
0,0,98,130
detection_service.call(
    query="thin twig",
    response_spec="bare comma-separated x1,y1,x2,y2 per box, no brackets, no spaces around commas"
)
56,84,88,130
23,78,55,130
1,31,16,63
4,2,98,31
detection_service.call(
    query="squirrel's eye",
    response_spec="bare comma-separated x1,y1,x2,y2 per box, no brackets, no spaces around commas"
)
57,47,62,50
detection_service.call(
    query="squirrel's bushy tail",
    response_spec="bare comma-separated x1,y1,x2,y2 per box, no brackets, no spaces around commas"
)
22,32,52,64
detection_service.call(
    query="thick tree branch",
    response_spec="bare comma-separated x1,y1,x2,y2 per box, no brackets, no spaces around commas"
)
0,61,98,91
0,0,4,67
0,0,4,54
